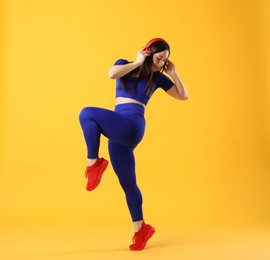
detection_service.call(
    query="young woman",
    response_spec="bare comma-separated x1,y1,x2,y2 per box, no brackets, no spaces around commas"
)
79,38,188,251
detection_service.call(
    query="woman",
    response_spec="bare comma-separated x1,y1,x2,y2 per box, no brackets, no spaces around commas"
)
79,38,188,251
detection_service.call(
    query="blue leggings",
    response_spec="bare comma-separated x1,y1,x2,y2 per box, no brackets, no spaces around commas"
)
79,103,146,222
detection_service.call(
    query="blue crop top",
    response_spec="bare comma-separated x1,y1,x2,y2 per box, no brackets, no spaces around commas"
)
114,59,174,105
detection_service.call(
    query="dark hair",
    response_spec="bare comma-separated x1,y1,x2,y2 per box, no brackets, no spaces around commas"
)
120,40,170,95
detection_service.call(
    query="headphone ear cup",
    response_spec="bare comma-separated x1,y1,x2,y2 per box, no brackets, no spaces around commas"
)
143,46,151,52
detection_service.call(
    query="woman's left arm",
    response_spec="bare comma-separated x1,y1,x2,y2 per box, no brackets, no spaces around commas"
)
165,60,189,100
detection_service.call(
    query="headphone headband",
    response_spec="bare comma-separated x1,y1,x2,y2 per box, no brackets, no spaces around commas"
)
144,38,167,51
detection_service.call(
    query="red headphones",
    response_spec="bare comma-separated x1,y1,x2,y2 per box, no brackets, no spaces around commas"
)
143,38,167,51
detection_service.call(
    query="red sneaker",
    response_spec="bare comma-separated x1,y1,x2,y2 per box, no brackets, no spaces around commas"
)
129,222,155,251
85,158,108,191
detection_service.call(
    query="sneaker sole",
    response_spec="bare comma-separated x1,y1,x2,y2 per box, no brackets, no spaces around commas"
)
86,159,108,191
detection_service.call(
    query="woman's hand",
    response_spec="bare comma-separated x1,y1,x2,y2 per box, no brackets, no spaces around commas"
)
164,60,176,75
135,49,151,65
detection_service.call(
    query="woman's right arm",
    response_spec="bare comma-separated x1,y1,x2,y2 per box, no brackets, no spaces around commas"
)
108,49,150,79
108,61,141,79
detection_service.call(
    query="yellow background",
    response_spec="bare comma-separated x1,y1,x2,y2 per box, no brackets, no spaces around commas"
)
0,1,270,258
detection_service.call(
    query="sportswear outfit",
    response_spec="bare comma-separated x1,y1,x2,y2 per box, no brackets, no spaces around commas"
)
79,58,174,248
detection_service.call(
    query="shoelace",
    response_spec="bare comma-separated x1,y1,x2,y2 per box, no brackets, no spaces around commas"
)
132,235,137,244
85,168,90,179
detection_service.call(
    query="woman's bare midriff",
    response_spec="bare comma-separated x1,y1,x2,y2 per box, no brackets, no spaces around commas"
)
115,97,145,108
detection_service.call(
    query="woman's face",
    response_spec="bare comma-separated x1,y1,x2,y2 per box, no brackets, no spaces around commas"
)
152,50,170,71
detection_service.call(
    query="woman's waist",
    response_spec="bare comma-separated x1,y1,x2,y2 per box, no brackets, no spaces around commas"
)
115,97,146,108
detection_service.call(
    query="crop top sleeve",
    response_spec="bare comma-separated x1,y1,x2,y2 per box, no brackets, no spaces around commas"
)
114,59,129,66
155,72,174,92
113,59,174,105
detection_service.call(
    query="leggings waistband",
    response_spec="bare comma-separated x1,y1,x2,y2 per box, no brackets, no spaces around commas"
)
115,103,145,116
